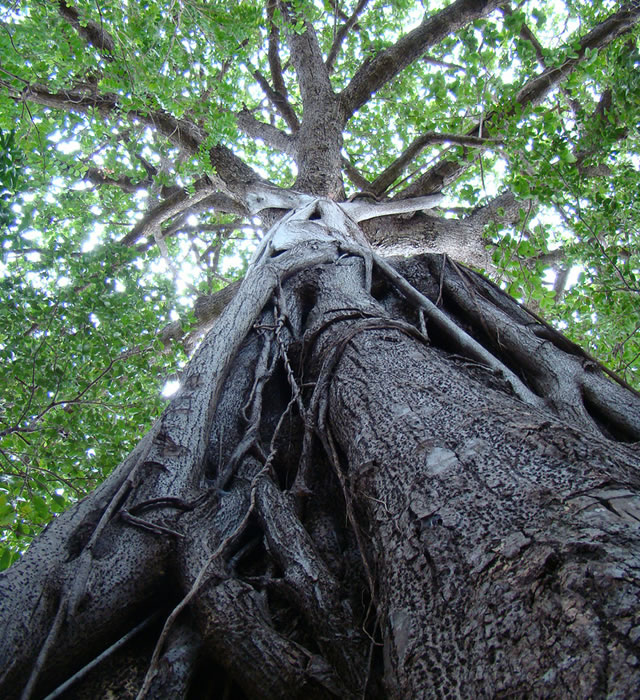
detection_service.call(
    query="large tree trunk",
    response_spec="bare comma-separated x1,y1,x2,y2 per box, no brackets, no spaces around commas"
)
1,200,639,699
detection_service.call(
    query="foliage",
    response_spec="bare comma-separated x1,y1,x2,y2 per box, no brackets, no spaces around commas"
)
0,0,639,567
0,129,22,229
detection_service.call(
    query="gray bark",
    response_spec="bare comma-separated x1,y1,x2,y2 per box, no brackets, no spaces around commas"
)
1,200,639,699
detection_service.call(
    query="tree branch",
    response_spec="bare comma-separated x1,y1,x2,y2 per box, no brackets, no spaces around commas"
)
464,190,527,228
57,0,115,61
516,3,640,108
18,84,205,154
15,81,269,201
326,0,371,74
279,3,342,195
252,69,300,132
341,156,372,191
84,167,152,193
399,1,640,197
502,4,582,117
371,131,502,196
119,177,244,247
573,88,625,176
265,0,300,131
236,108,297,156
339,0,503,122
281,10,333,112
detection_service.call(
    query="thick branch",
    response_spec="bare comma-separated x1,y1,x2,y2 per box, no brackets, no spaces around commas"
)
400,1,640,197
17,83,266,199
18,84,205,154
208,144,267,191
371,131,502,196
281,11,342,195
266,0,287,96
236,108,297,156
339,0,503,122
359,192,529,270
282,11,333,112
57,0,115,60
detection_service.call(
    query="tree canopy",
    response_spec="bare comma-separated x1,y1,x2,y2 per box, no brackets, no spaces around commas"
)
1,0,639,568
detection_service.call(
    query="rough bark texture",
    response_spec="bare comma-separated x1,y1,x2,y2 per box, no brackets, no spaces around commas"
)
2,199,639,699
4,0,640,696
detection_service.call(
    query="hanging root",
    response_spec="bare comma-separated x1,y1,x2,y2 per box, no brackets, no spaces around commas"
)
372,252,544,408
137,461,270,700
421,255,640,440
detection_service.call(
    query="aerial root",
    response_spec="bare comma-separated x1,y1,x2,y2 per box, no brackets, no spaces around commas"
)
435,255,640,440
20,598,67,700
255,477,369,690
137,459,270,699
41,614,160,700
372,252,544,407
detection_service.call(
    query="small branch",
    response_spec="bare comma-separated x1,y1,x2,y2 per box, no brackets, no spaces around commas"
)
252,70,300,132
501,3,585,119
399,1,640,198
553,266,571,302
236,108,297,155
573,88,625,173
85,167,152,193
424,56,465,71
515,3,640,109
135,153,158,179
1,338,141,441
326,0,371,74
464,190,529,228
371,131,502,196
265,0,300,131
341,155,372,191
119,177,242,247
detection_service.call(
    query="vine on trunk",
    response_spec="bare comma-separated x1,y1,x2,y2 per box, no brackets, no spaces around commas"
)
3,199,640,698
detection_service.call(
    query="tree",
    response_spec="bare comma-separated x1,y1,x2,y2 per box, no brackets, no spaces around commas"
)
1,0,640,697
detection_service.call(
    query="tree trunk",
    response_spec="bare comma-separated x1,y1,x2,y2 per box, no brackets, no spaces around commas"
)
1,199,639,699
